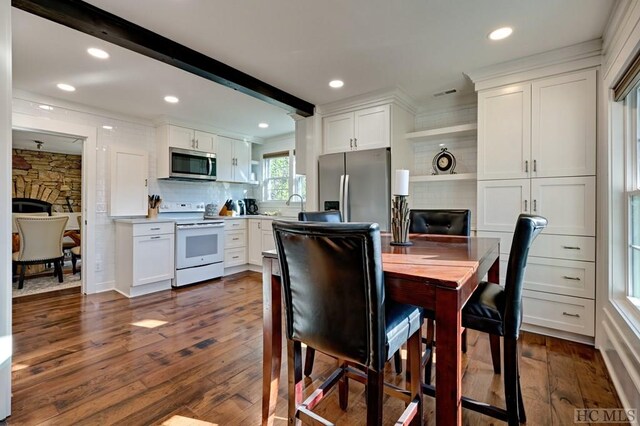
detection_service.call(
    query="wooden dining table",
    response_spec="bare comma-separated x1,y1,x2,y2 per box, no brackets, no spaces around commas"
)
261,233,500,426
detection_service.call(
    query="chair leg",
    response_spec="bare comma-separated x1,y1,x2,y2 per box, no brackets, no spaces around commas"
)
18,264,26,289
490,334,501,374
462,328,468,353
504,338,521,426
287,340,303,426
12,263,17,283
517,367,527,423
394,350,403,374
424,319,435,385
56,261,63,283
72,254,78,275
407,328,423,426
366,368,384,426
338,359,349,410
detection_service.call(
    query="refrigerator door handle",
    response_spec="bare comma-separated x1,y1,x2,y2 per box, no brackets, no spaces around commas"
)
344,174,350,222
339,174,345,220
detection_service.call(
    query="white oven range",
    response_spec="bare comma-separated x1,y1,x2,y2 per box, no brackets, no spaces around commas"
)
159,202,225,287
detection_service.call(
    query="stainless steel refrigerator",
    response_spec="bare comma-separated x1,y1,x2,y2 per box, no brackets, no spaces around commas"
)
318,148,390,230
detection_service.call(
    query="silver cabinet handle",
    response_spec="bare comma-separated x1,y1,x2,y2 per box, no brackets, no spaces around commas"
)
562,312,580,318
232,237,239,241
191,139,195,149
150,236,161,239
533,199,537,212
533,159,537,172
563,276,581,281
354,137,357,148
525,160,528,173
232,255,240,259
349,138,353,149
258,222,261,229
562,246,581,250
524,200,528,211
150,227,161,230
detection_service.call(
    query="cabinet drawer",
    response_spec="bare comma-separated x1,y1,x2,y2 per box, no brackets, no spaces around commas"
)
530,234,595,262
225,247,246,267
132,222,174,236
522,289,594,336
523,257,595,299
225,230,247,249
224,219,246,231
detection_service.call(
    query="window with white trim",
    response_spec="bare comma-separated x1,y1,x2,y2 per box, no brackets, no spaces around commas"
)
262,150,306,202
630,84,640,299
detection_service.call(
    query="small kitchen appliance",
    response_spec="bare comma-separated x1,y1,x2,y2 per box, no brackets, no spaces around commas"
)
237,199,246,215
244,198,259,215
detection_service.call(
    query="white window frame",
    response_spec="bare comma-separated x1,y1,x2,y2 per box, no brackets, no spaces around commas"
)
627,85,640,307
261,149,306,206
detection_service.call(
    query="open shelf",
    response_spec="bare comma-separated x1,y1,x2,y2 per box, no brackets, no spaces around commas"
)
410,173,477,183
405,123,477,141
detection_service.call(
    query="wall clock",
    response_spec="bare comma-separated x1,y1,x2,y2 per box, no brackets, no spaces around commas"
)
432,147,457,175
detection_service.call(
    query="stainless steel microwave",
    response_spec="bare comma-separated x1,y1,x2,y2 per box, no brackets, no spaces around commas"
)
169,147,216,181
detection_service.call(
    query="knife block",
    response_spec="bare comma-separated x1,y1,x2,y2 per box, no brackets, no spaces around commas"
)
147,207,158,219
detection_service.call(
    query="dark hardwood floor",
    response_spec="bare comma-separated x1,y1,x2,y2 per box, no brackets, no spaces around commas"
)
9,272,622,425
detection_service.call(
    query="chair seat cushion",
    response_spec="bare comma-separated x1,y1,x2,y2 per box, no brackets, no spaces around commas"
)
462,282,505,336
71,246,81,256
385,302,422,361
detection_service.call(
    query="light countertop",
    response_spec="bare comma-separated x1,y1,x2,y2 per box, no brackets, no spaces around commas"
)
114,217,176,224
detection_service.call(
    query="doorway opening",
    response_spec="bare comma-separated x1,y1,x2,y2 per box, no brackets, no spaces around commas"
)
10,128,85,298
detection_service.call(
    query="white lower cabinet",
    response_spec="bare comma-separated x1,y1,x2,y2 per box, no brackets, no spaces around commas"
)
248,219,275,266
477,180,530,232
521,290,595,337
224,219,247,269
115,220,175,297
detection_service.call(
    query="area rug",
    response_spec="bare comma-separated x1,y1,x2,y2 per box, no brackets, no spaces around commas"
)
12,268,81,298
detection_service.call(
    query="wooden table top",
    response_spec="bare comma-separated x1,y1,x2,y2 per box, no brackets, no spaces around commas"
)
264,233,500,290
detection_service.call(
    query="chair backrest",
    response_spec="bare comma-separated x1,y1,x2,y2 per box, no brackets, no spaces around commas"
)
12,212,49,234
297,210,342,222
273,221,387,371
503,214,547,339
16,216,68,262
409,209,471,236
12,198,52,215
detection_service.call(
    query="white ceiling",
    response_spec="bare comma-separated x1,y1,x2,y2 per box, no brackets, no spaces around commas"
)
12,129,83,155
12,1,615,137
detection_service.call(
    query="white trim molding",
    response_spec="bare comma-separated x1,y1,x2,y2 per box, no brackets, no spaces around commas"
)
316,86,417,117
466,39,603,91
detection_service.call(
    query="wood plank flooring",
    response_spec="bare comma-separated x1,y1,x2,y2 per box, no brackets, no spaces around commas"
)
9,272,622,425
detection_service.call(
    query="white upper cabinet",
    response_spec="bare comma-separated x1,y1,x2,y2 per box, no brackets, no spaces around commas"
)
163,125,216,152
531,70,596,178
478,84,531,180
109,145,148,217
323,105,390,154
217,136,251,183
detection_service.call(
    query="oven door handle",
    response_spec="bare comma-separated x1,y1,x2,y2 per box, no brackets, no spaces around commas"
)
207,157,213,177
177,224,225,229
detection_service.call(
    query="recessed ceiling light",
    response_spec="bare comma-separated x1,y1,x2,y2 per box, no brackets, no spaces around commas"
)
102,125,113,130
87,47,109,59
57,83,76,92
164,95,179,103
38,104,53,111
488,27,513,41
258,122,269,129
329,80,344,88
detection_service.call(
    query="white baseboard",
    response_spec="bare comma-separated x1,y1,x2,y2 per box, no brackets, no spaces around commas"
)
520,323,595,345
94,280,115,293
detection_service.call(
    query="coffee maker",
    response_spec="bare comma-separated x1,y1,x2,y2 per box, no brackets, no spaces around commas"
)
244,198,259,215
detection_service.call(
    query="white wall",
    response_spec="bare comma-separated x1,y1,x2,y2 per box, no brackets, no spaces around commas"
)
0,2,10,419
13,93,255,291
598,0,640,413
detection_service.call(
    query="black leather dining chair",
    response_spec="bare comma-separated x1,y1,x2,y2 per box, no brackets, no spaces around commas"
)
272,221,424,425
296,210,343,376
426,214,547,425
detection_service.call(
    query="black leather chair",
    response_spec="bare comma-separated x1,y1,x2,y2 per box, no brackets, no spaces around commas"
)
298,210,342,223
427,214,547,425
409,209,471,235
273,221,424,425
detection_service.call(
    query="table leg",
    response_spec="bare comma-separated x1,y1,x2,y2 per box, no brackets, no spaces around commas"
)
262,258,282,426
435,286,462,426
488,257,500,284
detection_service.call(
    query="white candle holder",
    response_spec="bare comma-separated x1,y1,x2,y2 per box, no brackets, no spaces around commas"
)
390,194,412,246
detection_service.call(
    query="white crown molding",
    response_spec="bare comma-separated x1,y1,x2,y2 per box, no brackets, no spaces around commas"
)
12,89,155,127
152,115,266,144
316,87,418,116
466,39,603,91
602,0,632,56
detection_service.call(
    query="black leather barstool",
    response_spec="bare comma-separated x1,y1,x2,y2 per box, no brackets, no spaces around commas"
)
273,221,424,425
426,214,547,425
296,211,343,376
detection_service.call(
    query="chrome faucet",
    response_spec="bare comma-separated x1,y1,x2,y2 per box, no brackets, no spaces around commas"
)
286,193,305,212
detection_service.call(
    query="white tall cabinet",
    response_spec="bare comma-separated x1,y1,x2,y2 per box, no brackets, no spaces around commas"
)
476,68,597,341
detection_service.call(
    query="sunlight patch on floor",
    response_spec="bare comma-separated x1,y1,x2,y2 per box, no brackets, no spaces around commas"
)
11,363,29,372
160,415,218,426
131,319,168,329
